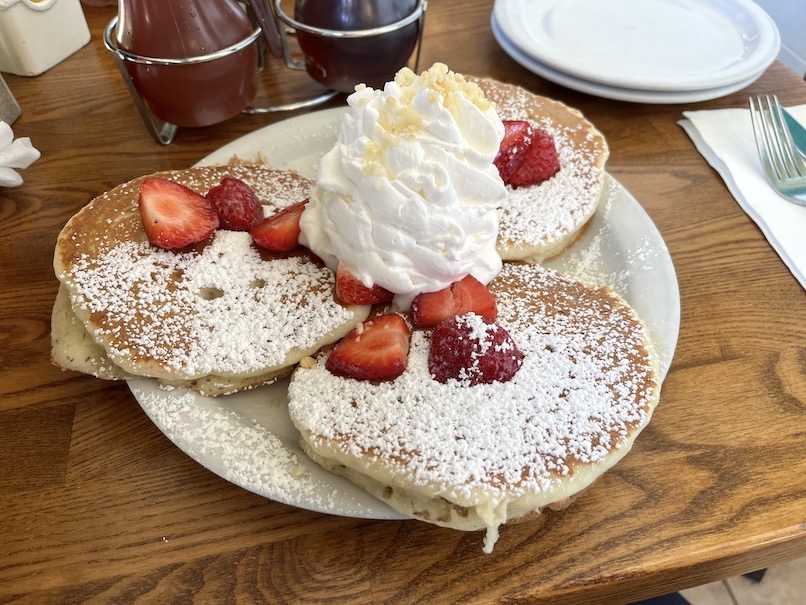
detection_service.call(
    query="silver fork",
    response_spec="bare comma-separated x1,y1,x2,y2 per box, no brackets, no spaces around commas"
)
748,94,806,207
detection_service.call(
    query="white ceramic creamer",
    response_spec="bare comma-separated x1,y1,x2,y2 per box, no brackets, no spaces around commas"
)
0,0,90,76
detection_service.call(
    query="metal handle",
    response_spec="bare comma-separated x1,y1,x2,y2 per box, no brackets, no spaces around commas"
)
103,16,263,66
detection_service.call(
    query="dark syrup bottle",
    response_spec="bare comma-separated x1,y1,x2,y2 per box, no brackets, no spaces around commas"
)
294,0,419,93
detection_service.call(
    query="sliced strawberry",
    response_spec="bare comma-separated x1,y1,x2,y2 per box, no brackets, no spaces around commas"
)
494,120,533,183
335,263,394,306
250,199,308,252
429,313,523,385
508,128,560,187
326,313,411,381
410,275,497,329
138,177,219,250
206,177,264,231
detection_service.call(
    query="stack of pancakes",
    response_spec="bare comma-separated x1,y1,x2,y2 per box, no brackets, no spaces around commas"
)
289,262,659,552
51,76,660,552
52,164,370,396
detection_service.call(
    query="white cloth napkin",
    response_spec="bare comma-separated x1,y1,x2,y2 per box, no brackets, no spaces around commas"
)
0,121,40,187
679,106,806,291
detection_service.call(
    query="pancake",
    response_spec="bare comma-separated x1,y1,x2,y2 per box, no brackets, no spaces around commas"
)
51,282,299,396
287,262,660,552
52,163,370,395
51,282,132,381
470,77,609,262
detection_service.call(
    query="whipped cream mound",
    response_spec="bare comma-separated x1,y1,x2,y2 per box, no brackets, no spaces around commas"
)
300,62,507,309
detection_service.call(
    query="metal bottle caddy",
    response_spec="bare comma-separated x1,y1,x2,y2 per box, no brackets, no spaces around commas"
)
103,0,428,145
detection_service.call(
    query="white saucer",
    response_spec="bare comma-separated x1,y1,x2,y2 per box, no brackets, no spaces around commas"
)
492,11,764,104
494,0,779,93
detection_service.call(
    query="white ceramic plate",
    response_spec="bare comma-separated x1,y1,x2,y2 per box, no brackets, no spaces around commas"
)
128,108,680,519
492,11,763,104
494,0,779,92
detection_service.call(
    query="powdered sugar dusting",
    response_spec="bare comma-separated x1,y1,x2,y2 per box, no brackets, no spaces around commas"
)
130,378,402,517
498,128,602,250
67,237,349,376
545,177,679,381
135,385,303,487
288,262,659,503
58,165,360,380
552,181,621,289
438,313,523,386
479,81,608,253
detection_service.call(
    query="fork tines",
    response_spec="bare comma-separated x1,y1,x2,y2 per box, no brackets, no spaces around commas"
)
749,94,806,184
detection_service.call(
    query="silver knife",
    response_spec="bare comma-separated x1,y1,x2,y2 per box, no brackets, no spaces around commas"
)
781,107,806,156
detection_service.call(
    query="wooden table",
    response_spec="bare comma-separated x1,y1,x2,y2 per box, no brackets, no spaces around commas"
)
2,2,804,603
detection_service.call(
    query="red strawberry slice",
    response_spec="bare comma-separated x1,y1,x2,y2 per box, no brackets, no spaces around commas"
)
250,199,308,252
335,263,394,306
138,177,219,250
508,128,560,187
429,313,523,385
206,177,264,231
326,313,411,381
410,274,497,329
494,120,533,183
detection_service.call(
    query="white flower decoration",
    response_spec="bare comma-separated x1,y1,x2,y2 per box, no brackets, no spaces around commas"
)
0,121,40,187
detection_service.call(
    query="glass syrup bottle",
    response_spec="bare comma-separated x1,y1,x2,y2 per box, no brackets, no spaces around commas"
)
116,0,258,128
294,0,419,93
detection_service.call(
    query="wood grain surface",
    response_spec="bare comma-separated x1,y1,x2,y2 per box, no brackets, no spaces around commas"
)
1,2,805,603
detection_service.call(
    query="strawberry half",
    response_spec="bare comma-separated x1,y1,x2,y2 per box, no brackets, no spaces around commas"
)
326,313,411,381
410,274,497,329
138,177,219,250
250,199,308,252
429,313,523,385
335,263,394,306
508,128,560,187
206,177,264,231
494,120,533,184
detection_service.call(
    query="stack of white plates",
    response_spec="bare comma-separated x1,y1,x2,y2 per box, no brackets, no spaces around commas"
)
492,0,781,103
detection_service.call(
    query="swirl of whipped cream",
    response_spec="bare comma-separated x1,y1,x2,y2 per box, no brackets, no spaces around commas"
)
299,63,506,309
